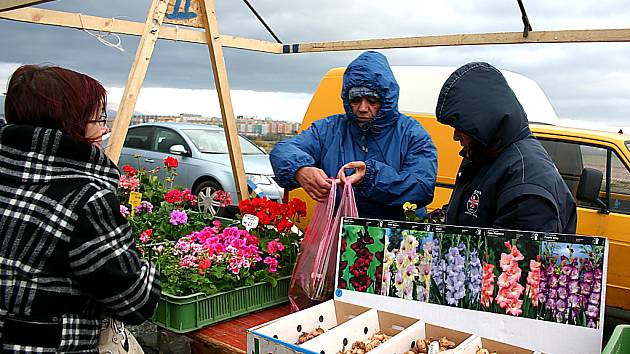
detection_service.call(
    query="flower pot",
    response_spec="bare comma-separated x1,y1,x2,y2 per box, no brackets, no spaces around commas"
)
151,275,290,333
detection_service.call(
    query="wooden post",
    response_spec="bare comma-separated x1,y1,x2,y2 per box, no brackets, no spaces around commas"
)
199,0,249,202
105,0,168,164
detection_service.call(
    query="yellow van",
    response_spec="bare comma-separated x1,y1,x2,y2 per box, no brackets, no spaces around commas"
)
289,66,630,313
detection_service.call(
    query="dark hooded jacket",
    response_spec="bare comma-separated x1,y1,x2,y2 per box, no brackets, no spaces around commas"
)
436,62,577,233
271,51,437,220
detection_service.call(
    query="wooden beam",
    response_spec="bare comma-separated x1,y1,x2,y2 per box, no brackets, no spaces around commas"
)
0,0,52,12
200,0,249,202
283,28,630,53
0,7,283,53
105,0,168,164
5,7,630,54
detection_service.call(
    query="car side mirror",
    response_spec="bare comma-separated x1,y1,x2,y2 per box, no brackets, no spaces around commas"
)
169,144,190,156
576,167,607,211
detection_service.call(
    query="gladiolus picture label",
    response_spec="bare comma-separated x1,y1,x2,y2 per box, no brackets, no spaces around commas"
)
338,218,606,329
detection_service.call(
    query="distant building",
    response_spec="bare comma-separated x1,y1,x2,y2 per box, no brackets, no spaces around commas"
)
118,113,300,136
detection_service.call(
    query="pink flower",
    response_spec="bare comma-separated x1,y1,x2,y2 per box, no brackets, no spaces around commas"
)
266,239,285,256
179,254,196,268
135,201,153,214
481,262,496,308
119,175,140,191
264,256,278,273
526,259,542,307
139,229,153,243
169,210,188,225
229,257,243,274
213,190,232,208
119,205,130,218
495,242,525,316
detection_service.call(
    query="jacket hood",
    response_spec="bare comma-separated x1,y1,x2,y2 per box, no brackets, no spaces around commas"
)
341,51,400,130
0,124,120,192
436,62,532,150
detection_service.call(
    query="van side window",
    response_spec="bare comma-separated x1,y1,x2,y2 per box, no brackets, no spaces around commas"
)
539,139,630,214
610,153,630,213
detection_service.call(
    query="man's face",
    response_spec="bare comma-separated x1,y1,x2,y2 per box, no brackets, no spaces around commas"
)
453,128,476,157
350,96,382,124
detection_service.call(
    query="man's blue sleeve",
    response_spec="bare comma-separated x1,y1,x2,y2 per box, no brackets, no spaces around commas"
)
270,121,325,190
358,126,437,207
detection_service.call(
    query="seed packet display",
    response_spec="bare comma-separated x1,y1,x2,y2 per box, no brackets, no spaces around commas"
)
338,218,606,329
336,217,608,354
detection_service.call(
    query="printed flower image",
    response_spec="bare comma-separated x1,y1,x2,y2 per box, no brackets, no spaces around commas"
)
480,237,539,317
536,241,605,328
381,229,433,301
477,236,604,328
337,225,385,294
429,231,484,310
336,219,607,330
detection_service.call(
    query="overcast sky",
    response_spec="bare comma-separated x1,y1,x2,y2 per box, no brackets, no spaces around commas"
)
1,0,630,130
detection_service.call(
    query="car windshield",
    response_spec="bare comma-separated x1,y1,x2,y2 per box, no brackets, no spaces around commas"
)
626,140,630,153
183,129,265,155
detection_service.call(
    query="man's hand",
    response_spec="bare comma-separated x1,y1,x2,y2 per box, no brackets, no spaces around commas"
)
295,166,333,203
337,161,366,186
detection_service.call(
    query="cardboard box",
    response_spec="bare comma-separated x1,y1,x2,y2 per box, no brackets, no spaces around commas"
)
456,336,538,354
300,308,422,354
247,300,368,354
370,322,473,354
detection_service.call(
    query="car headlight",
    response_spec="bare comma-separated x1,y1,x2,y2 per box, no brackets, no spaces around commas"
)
247,174,272,185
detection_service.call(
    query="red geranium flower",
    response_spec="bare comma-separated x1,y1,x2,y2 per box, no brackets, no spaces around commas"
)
165,189,183,203
164,156,179,169
122,165,137,176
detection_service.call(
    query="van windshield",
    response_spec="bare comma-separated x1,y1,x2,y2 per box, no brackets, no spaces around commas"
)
182,129,265,155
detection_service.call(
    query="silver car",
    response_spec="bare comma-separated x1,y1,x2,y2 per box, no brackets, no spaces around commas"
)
104,122,284,214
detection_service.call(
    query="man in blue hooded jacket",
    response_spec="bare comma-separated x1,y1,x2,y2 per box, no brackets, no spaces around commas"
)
270,51,437,220
436,62,577,233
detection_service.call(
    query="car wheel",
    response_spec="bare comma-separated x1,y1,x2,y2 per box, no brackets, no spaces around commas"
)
195,180,228,217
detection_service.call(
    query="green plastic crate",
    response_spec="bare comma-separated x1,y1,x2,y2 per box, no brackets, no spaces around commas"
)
151,275,290,333
602,325,630,354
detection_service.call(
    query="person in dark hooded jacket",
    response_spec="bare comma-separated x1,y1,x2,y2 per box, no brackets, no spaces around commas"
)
435,62,577,233
271,51,437,220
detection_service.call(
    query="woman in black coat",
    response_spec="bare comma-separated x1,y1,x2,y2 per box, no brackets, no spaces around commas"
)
0,65,160,353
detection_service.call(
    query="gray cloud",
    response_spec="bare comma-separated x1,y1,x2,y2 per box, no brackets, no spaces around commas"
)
2,0,629,124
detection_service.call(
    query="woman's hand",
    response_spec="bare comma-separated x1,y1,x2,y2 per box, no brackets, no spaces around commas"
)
337,161,366,186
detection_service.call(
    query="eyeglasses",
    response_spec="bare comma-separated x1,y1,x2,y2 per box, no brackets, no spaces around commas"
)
87,119,108,127
87,110,108,127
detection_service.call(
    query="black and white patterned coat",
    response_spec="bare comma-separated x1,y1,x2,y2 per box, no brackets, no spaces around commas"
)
0,125,160,353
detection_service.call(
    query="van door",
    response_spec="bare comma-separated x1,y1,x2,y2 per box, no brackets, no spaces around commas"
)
539,138,630,310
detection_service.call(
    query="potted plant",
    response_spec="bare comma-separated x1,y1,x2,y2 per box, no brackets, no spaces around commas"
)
116,156,306,332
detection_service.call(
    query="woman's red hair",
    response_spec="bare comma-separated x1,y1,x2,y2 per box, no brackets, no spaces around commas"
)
4,65,107,144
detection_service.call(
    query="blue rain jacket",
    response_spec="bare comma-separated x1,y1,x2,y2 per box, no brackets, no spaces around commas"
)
271,51,437,220
436,62,577,233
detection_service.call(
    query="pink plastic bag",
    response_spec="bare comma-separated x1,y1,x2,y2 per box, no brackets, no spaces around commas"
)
288,180,358,312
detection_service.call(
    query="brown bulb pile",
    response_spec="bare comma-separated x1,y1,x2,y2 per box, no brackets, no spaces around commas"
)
336,331,391,354
402,336,456,354
295,327,326,344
